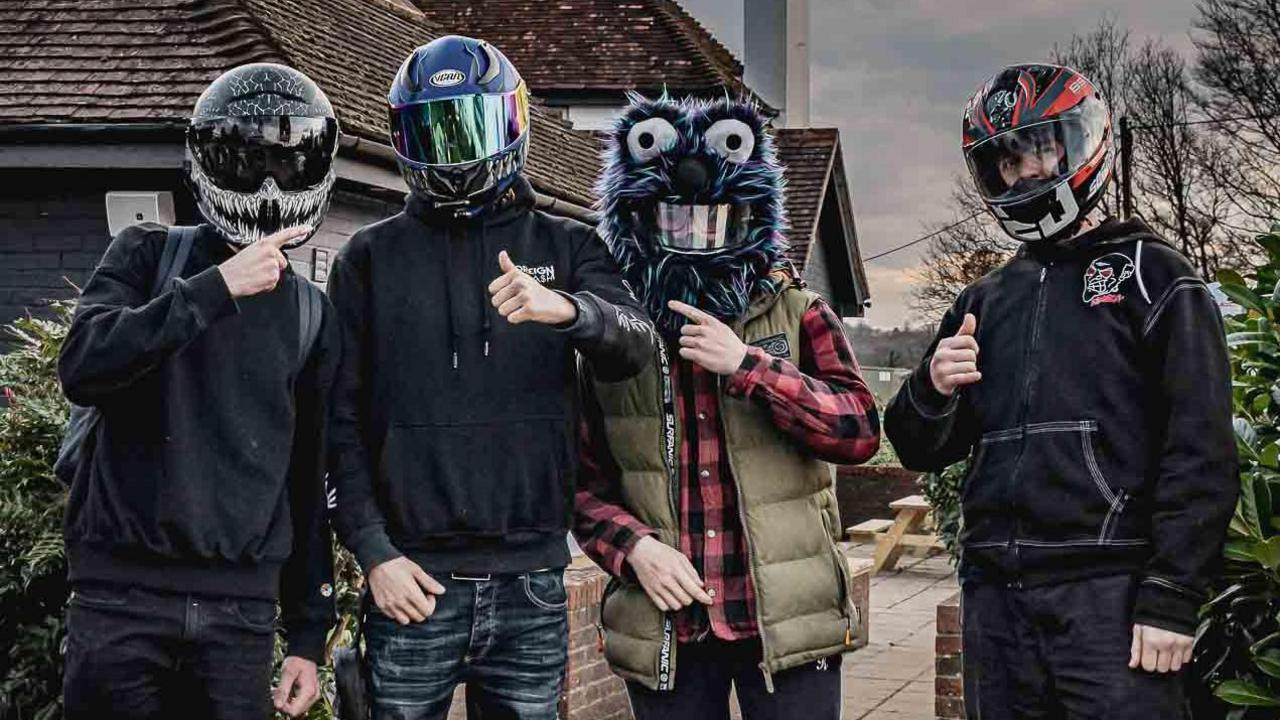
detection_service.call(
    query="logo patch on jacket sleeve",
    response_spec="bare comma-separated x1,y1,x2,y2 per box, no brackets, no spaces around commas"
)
1082,253,1135,306
751,333,791,358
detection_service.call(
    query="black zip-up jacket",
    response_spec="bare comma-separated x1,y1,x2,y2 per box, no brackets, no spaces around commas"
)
327,177,654,575
885,218,1238,635
57,223,338,662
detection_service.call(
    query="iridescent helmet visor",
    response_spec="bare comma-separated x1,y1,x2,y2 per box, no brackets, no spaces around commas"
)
632,202,755,255
389,83,530,167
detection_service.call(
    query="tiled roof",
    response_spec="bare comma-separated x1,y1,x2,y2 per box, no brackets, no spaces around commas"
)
0,0,600,206
412,0,752,100
774,127,840,273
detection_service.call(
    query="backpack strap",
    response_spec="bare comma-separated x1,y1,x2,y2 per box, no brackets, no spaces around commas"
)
151,226,197,297
294,274,324,369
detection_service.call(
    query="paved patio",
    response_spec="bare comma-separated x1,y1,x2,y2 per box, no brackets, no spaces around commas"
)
726,541,958,719
840,542,958,720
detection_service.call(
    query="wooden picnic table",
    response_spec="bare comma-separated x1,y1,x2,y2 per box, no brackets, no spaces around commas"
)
847,494,944,574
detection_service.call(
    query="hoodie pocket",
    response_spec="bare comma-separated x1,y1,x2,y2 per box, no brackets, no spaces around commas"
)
958,430,1020,546
1015,420,1126,544
378,417,571,541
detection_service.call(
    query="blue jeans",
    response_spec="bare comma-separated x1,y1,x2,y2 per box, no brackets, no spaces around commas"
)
365,569,569,720
62,582,278,720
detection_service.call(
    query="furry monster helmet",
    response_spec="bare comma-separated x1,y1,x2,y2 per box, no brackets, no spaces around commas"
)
597,93,789,334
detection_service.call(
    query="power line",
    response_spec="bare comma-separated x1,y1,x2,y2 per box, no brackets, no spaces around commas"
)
1128,112,1280,131
862,113,1280,263
864,211,985,263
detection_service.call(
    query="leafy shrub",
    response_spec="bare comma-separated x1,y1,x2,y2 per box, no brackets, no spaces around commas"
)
919,461,965,565
1192,226,1280,717
0,303,73,720
0,301,369,720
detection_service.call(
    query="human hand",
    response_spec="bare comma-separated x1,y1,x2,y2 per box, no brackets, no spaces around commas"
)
273,656,320,717
626,535,714,612
669,300,748,375
489,250,576,325
217,225,310,298
1129,624,1193,673
367,556,446,624
929,313,982,396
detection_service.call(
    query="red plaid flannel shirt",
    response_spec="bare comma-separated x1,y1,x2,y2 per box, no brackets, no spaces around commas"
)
574,297,880,642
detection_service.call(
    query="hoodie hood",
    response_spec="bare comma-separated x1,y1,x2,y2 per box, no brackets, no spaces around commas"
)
404,174,538,369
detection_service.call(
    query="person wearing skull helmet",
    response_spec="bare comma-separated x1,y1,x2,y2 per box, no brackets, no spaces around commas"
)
58,63,340,718
325,36,653,719
570,94,881,720
886,63,1237,718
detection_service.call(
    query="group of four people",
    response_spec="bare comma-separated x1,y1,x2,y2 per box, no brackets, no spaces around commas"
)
54,34,1236,720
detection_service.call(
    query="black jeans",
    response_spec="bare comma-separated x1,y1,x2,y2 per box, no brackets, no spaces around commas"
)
365,570,569,720
626,638,843,720
63,582,279,720
962,573,1189,720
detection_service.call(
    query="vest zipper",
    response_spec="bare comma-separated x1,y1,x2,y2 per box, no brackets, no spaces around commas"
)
715,373,776,694
654,337,680,690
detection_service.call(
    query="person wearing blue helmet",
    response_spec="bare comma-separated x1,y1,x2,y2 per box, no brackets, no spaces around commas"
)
326,35,654,719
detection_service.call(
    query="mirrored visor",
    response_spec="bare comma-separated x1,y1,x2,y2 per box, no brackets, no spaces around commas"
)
187,116,338,193
389,83,530,166
633,203,755,254
964,100,1108,203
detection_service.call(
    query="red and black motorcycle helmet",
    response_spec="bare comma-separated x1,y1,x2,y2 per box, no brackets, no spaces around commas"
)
962,63,1114,243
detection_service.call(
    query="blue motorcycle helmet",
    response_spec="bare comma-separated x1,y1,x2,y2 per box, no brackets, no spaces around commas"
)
388,36,530,213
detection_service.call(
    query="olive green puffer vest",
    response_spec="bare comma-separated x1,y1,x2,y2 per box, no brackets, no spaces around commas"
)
592,284,858,692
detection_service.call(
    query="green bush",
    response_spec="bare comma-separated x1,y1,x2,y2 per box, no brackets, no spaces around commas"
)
919,461,964,565
0,303,73,720
0,302,367,720
1192,225,1280,717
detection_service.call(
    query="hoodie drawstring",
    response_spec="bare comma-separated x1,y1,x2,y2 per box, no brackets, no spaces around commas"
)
480,220,492,358
443,226,463,370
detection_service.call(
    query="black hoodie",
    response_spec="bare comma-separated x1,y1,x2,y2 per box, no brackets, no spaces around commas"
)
57,223,337,662
885,217,1238,636
327,177,653,575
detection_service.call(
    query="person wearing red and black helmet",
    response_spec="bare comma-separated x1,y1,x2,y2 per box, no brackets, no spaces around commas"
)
962,64,1114,242
886,63,1238,718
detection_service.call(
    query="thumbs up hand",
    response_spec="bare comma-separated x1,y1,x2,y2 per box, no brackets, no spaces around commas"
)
218,225,312,298
929,313,982,396
488,251,577,326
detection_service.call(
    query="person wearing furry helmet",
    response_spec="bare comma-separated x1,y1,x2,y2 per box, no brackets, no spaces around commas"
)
573,93,881,720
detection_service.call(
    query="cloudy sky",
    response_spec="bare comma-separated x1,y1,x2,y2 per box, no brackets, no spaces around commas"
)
681,0,1202,327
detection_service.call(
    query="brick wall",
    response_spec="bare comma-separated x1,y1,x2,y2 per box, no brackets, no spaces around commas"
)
562,566,632,720
0,188,115,340
0,167,401,347
935,591,964,720
836,465,922,529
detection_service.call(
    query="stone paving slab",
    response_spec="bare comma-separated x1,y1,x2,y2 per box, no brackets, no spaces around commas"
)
842,542,958,720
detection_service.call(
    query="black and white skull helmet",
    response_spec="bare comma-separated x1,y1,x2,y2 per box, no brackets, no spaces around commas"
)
186,63,339,247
